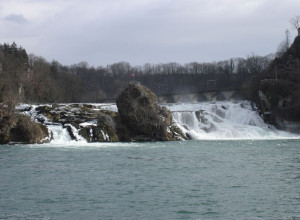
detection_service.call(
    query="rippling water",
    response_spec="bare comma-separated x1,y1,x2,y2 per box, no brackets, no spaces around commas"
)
1,140,300,220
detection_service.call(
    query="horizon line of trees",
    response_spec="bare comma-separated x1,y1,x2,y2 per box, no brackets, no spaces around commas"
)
0,42,276,105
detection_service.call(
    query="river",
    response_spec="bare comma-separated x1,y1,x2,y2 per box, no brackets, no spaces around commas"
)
1,101,300,219
1,139,300,220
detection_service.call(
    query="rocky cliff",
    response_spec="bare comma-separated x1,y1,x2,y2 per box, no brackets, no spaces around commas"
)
256,36,300,133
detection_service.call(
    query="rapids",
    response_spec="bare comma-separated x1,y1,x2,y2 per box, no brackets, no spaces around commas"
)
19,101,299,143
168,101,298,140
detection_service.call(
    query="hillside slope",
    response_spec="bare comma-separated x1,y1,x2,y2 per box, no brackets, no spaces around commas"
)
256,35,300,133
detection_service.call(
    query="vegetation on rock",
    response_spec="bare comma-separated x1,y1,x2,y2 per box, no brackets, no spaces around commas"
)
250,36,300,132
116,82,186,141
9,115,50,144
0,104,50,144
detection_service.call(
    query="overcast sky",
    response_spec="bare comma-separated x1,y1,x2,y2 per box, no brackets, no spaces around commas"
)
0,0,299,67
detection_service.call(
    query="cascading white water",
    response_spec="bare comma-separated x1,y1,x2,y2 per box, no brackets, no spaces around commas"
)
47,125,88,144
47,125,73,144
19,101,298,143
169,101,298,140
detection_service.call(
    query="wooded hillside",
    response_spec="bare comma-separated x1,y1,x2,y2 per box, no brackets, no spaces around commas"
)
0,42,273,105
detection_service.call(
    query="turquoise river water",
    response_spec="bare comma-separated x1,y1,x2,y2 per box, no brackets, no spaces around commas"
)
0,139,300,220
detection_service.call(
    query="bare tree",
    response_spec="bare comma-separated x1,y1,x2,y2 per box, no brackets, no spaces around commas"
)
290,16,300,30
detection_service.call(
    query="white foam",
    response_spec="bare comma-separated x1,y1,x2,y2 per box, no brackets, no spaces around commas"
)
48,125,87,144
170,101,300,140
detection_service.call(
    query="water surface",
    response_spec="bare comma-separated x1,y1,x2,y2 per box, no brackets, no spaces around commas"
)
1,140,300,219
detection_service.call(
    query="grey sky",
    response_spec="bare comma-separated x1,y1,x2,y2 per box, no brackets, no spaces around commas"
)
0,0,299,67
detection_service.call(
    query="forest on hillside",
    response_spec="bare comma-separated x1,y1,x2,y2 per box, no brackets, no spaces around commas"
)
0,42,273,105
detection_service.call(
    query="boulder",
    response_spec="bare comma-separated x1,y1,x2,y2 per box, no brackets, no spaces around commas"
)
0,114,51,144
116,82,185,141
9,115,51,144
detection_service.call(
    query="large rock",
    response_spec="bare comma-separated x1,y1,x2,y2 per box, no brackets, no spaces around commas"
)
0,114,51,144
116,82,185,141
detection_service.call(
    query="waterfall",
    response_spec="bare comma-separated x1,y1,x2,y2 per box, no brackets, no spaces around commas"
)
47,125,88,144
169,101,297,140
47,125,72,144
18,101,298,143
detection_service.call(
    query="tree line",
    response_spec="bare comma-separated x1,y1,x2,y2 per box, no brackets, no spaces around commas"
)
0,42,273,104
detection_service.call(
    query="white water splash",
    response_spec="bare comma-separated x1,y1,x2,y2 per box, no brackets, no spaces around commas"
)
169,101,299,140
48,125,87,145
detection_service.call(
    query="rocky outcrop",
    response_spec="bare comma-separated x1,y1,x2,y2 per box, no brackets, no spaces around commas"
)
116,82,186,141
79,111,119,142
255,36,300,133
3,83,186,144
32,103,120,143
258,88,300,133
9,115,50,144
0,110,50,144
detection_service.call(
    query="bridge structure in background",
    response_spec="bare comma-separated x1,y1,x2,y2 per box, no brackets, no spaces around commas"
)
157,89,245,103
103,88,245,103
